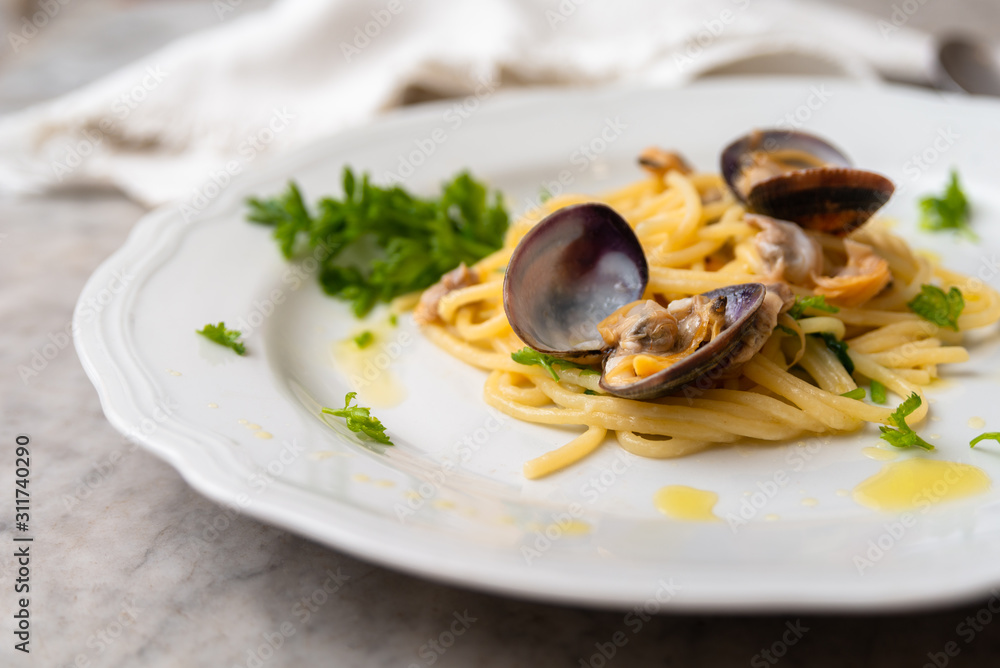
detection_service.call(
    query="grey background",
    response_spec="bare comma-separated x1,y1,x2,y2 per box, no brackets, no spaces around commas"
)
2,1,1000,666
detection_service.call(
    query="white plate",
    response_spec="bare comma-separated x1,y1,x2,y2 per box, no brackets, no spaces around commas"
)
76,79,1000,611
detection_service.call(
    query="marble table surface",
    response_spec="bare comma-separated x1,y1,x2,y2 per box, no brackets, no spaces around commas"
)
4,1,1000,666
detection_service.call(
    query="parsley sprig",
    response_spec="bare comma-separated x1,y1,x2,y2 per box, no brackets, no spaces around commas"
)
971,432,1000,448
248,169,508,317
196,322,246,355
511,347,599,381
322,392,392,445
908,285,964,331
788,295,839,320
878,392,933,450
870,379,887,404
919,170,974,240
814,332,854,375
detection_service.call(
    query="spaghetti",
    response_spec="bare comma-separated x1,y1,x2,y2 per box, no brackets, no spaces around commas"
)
415,160,1000,479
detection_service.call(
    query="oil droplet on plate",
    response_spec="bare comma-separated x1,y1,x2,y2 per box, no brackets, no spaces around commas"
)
207,403,218,409
969,416,986,430
927,379,953,391
862,446,899,461
352,473,371,483
654,485,720,522
432,499,455,510
330,324,407,408
853,459,990,512
548,520,590,536
374,479,395,488
167,370,181,376
764,514,780,521
237,420,272,439
835,489,849,497
801,498,819,507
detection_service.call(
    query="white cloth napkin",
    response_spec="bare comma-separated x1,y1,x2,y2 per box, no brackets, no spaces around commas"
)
0,0,934,206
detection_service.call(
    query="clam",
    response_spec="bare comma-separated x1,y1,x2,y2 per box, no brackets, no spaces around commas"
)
503,203,778,400
721,129,895,236
597,283,769,400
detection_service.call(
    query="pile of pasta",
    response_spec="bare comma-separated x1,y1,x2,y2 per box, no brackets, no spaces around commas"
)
417,169,1000,478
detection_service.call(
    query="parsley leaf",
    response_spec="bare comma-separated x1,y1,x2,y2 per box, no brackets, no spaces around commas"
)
813,332,854,375
878,427,934,450
841,388,865,400
907,284,964,331
971,432,1000,448
322,392,393,445
919,170,974,240
353,331,375,348
788,295,839,319
887,393,922,429
511,347,599,381
870,379,887,404
776,324,798,337
196,322,246,355
878,392,934,450
248,169,508,317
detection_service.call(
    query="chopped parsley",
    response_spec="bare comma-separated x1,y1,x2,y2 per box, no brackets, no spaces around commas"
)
322,392,392,445
196,322,246,355
539,185,552,203
878,392,933,450
919,170,974,240
870,379,887,404
247,168,508,317
389,314,398,327
907,284,964,331
971,432,1000,448
788,295,839,319
511,347,599,381
813,332,854,375
353,331,375,348
840,388,865,400
776,324,798,337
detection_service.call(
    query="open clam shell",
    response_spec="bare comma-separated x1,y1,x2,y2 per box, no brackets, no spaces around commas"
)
598,283,767,400
721,129,894,236
503,203,648,363
721,129,852,202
